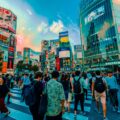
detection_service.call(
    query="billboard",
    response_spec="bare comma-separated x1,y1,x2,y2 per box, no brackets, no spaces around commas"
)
85,6,105,24
0,7,17,33
30,49,40,61
77,52,82,59
59,51,70,58
8,35,16,69
59,31,69,43
74,45,82,52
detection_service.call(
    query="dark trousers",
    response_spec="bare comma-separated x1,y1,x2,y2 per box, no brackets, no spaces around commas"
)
83,88,88,99
46,112,62,120
29,103,44,120
109,89,119,107
74,93,84,112
22,85,30,101
7,94,10,103
0,98,8,113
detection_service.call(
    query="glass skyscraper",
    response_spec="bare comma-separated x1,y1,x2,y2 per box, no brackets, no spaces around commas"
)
80,0,120,70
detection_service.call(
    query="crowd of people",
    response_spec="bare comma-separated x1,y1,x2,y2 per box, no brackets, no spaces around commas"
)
0,69,120,120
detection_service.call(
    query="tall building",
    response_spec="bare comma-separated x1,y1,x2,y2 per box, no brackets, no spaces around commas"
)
80,0,120,70
58,31,72,71
0,7,17,73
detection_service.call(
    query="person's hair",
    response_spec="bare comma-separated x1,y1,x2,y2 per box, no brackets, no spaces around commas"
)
75,71,80,76
52,70,59,78
82,72,87,79
35,72,43,79
107,70,113,73
96,70,101,75
91,72,96,77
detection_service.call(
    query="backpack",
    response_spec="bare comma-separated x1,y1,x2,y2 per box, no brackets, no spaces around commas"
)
74,77,81,94
94,77,106,93
24,85,36,106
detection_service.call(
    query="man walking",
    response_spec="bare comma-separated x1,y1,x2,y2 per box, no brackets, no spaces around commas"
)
92,70,108,120
46,70,65,120
106,71,120,113
71,71,85,116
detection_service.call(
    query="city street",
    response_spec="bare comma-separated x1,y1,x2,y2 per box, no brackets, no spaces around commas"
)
0,87,92,120
0,86,120,120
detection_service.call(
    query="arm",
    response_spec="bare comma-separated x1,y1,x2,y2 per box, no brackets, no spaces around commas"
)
59,84,65,113
92,79,95,96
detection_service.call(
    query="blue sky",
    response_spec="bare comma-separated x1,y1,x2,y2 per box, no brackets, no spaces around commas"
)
0,0,81,51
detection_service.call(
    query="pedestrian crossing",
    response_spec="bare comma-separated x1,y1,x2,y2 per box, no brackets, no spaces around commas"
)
0,87,92,120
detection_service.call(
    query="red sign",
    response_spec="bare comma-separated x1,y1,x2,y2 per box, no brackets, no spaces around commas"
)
56,57,60,71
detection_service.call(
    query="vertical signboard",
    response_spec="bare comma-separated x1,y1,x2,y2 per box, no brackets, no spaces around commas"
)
56,57,60,71
7,35,16,69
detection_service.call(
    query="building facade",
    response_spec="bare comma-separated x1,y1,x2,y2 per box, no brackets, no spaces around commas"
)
80,0,120,70
0,7,17,73
23,47,40,66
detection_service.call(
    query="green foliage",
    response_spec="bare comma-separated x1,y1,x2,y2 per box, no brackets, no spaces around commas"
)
16,60,39,72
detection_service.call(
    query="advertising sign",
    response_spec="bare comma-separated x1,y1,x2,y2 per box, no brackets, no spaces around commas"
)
85,6,105,24
59,51,70,58
0,7,17,33
59,31,69,43
56,57,60,71
77,52,82,59
74,45,82,52
3,50,8,62
7,35,16,69
30,49,40,61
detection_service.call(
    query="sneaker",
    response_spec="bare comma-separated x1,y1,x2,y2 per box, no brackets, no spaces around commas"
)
4,111,10,117
117,108,120,113
104,117,108,120
80,111,86,115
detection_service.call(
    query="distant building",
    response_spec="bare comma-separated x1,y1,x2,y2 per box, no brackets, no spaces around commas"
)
23,48,40,66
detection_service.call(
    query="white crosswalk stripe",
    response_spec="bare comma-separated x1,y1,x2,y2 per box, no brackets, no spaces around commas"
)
0,87,92,120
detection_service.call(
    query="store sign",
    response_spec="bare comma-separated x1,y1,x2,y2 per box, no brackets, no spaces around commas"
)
59,31,69,43
74,45,82,52
0,29,10,38
0,7,17,33
85,6,105,24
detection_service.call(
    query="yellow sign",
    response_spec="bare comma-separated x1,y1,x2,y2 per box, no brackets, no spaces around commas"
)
60,36,69,43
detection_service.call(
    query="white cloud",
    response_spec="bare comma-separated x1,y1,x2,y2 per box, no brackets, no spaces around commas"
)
37,22,48,33
26,9,32,15
50,20,64,34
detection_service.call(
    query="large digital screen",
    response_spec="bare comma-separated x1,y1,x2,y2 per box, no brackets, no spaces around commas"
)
59,51,70,58
0,7,17,33
77,52,82,59
85,6,105,24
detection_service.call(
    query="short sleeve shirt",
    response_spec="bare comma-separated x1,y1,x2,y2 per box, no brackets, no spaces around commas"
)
46,79,65,116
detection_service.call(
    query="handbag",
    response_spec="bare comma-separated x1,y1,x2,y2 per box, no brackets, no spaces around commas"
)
39,83,48,115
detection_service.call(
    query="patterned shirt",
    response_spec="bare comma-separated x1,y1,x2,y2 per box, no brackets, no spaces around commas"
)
46,79,65,116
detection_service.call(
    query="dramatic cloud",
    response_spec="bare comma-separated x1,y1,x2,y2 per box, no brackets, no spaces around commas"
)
50,20,64,34
37,22,48,33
